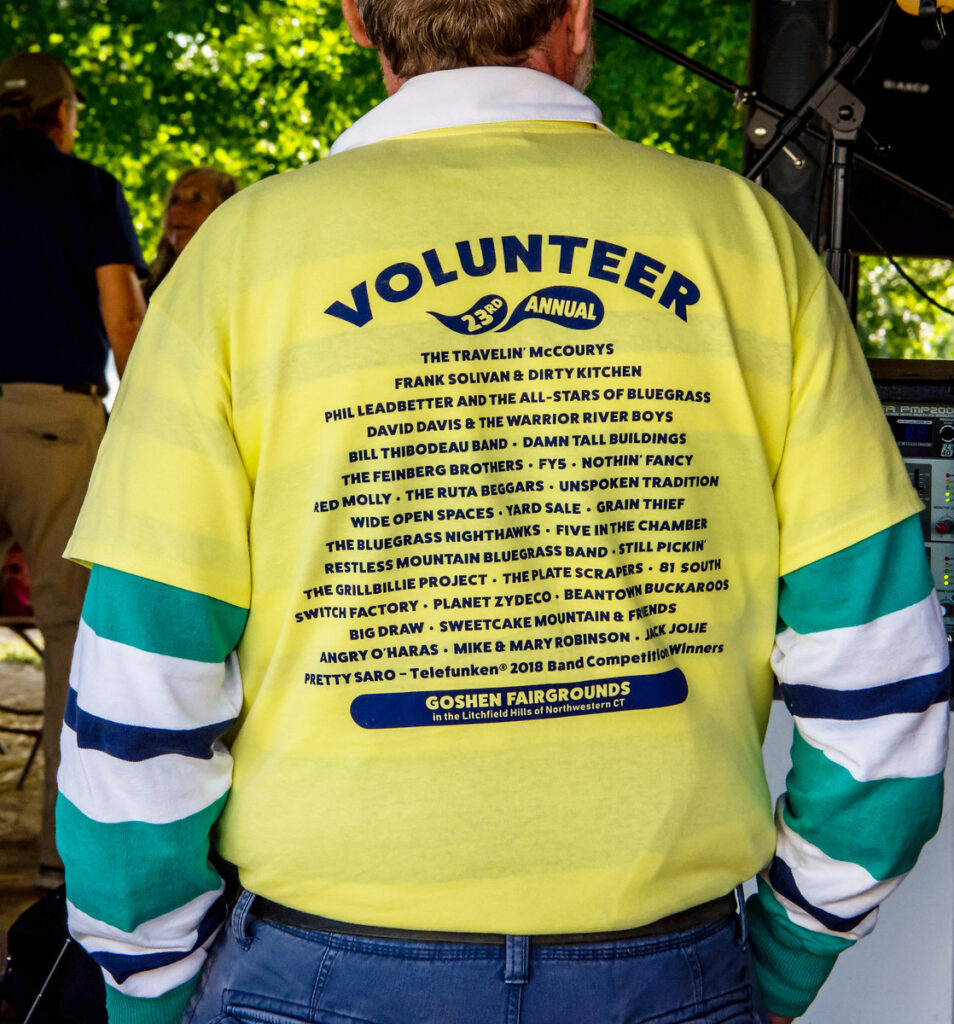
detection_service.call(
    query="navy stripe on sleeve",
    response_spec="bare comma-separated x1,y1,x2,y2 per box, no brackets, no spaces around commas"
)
91,896,227,984
768,858,871,934
781,668,950,720
65,688,236,762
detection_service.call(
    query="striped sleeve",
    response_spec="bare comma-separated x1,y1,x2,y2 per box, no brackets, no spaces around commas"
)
57,565,248,1024
747,514,950,1018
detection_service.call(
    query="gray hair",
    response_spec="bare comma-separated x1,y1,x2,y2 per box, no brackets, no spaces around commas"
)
355,0,567,78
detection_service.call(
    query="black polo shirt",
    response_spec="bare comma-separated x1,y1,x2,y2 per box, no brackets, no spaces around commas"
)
0,129,146,392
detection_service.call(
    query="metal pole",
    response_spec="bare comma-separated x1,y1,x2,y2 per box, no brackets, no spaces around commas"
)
22,937,72,1024
827,137,855,295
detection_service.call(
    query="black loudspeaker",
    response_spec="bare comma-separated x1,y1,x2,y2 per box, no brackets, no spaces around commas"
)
745,1,954,258
835,3,954,257
744,0,833,247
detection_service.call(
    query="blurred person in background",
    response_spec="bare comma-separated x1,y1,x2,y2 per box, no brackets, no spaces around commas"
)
141,167,239,301
0,50,146,889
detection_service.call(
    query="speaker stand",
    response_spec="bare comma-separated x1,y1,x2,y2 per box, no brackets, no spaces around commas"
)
594,3,953,305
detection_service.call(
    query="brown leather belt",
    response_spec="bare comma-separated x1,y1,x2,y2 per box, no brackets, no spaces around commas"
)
251,892,736,946
0,383,101,396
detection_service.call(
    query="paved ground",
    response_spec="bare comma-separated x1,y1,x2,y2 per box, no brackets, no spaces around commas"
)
0,633,46,968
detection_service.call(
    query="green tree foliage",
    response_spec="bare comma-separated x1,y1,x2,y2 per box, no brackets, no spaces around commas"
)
2,0,949,357
590,1,750,168
1,0,382,257
858,257,954,360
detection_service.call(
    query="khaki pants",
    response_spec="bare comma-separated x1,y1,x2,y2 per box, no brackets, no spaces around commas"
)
0,383,105,868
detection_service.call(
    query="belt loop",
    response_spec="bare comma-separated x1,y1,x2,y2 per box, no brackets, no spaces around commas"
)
231,889,256,951
504,935,530,986
734,884,749,948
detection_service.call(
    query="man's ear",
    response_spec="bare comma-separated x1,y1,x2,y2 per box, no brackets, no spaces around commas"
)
49,97,76,154
566,0,593,56
342,0,373,48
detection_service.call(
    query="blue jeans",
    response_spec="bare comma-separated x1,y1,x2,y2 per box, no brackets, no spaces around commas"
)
183,890,764,1024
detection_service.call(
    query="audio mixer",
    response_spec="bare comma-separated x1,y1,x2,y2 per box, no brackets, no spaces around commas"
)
871,359,954,637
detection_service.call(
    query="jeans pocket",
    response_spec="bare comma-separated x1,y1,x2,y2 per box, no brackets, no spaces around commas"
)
701,990,764,1024
224,1008,375,1024
223,1007,311,1024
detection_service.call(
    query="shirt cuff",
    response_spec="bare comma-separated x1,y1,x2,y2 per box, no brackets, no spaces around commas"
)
105,974,200,1024
746,886,845,1017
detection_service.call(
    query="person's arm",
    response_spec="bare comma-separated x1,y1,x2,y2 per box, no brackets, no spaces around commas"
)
95,263,146,376
747,514,950,1019
58,564,247,1024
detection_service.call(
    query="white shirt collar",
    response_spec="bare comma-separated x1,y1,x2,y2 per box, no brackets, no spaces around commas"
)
330,66,606,156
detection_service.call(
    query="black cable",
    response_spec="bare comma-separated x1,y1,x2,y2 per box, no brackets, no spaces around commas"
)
844,0,895,86
852,213,954,318
847,7,953,321
885,258,954,318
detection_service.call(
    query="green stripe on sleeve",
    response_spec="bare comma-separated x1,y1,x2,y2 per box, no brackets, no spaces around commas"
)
747,879,849,1018
105,975,199,1024
57,792,228,932
778,515,932,634
82,565,247,662
783,730,944,880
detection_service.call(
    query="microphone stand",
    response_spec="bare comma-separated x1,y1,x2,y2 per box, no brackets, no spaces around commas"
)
594,5,954,304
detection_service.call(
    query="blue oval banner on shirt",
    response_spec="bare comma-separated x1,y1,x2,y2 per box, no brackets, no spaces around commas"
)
350,669,688,729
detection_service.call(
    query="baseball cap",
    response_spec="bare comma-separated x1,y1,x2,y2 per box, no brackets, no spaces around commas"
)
0,52,87,112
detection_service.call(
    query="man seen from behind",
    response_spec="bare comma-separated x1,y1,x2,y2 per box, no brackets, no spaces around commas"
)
0,51,146,889
57,3,949,1023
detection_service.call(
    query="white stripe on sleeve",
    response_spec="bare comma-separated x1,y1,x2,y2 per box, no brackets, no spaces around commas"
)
67,886,223,956
58,725,233,824
772,594,947,691
794,702,949,782
70,620,243,729
771,811,900,941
